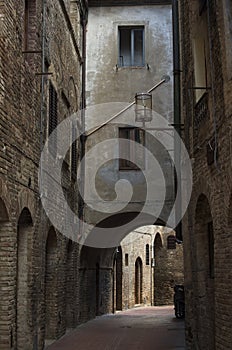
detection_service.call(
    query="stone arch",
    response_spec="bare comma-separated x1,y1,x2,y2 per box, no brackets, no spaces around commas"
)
194,193,215,350
16,207,34,350
135,257,143,305
45,227,58,342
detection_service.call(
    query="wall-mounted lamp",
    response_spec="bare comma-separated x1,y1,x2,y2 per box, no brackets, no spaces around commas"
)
135,92,152,122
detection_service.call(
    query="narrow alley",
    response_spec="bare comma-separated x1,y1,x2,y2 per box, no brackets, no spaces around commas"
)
47,306,185,350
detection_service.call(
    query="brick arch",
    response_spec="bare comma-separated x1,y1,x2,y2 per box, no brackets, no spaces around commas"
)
17,189,35,223
0,197,9,222
16,207,34,350
191,179,212,219
194,193,215,350
0,178,11,220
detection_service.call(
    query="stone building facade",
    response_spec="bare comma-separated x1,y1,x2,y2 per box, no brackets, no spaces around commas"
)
0,0,87,349
114,225,184,311
179,0,232,349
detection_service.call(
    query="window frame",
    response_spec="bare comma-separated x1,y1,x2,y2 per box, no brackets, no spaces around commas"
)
118,127,145,171
167,235,176,250
145,244,149,265
118,25,145,67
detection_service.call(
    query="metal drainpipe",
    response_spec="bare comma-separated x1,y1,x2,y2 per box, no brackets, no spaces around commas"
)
172,0,182,242
40,0,46,169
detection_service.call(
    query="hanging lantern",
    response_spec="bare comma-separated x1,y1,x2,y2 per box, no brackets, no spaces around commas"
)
135,92,152,122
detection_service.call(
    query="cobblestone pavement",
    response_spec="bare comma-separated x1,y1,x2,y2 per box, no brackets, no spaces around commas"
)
47,306,185,350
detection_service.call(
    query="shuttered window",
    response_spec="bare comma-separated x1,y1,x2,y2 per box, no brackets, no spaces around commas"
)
118,26,145,67
167,235,176,250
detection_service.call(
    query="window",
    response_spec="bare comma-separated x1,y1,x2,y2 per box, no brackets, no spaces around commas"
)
125,253,128,266
118,26,144,67
48,82,58,156
193,2,209,102
145,244,149,265
208,221,214,278
119,127,145,170
167,235,176,250
24,0,36,52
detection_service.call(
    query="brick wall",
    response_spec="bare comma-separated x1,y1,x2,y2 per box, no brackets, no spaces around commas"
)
0,0,85,348
180,1,232,349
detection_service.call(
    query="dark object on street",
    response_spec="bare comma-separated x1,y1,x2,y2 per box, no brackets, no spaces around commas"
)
174,284,185,319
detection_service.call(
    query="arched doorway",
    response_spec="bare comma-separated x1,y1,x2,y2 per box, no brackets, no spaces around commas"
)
45,227,57,342
153,233,163,305
16,208,33,350
135,257,143,305
195,194,215,350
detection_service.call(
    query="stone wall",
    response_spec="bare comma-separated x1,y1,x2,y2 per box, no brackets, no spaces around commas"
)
119,226,184,309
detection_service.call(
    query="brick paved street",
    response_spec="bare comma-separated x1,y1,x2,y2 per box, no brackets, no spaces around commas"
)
47,306,185,350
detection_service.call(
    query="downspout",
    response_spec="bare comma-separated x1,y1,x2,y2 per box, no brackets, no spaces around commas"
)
172,0,182,242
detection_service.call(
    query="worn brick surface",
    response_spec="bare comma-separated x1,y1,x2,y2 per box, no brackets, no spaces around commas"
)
0,1,86,349
180,1,232,349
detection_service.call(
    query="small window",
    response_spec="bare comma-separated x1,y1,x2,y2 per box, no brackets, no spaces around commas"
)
167,235,176,250
125,253,128,266
208,221,214,278
145,244,149,265
118,26,144,67
119,127,145,170
48,82,58,156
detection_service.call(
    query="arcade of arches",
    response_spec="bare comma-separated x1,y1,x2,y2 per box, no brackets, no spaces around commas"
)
0,194,184,350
